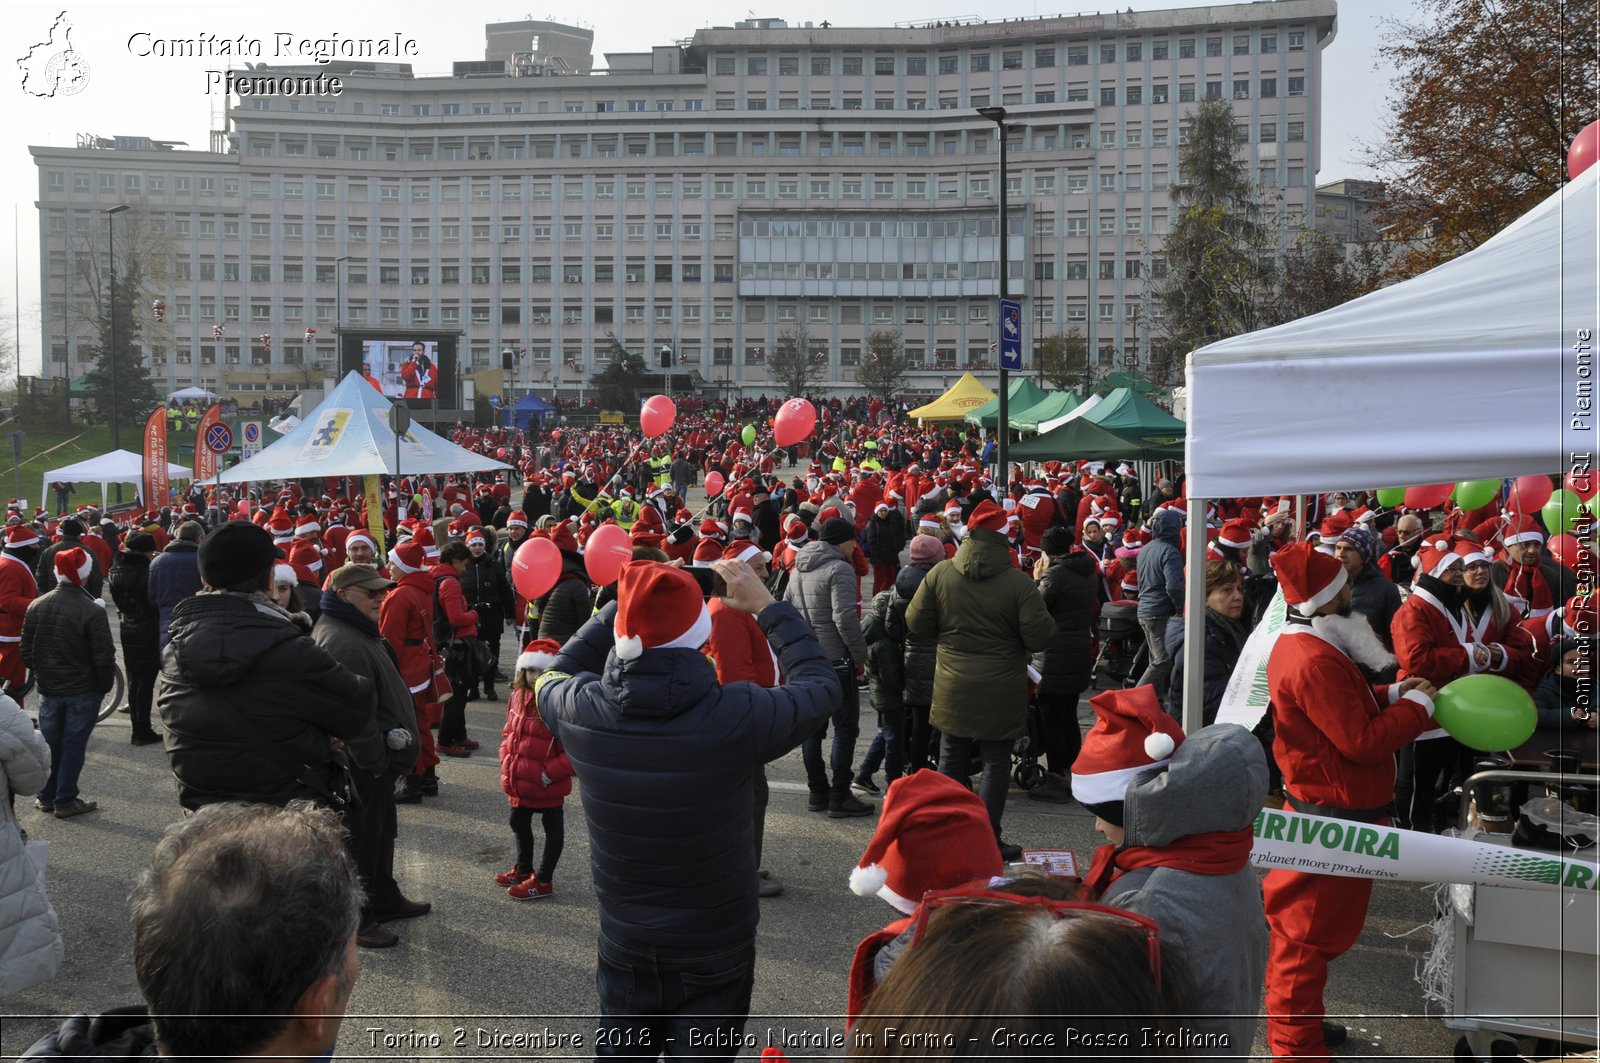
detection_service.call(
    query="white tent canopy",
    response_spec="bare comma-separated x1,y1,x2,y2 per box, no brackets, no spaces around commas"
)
42,449,192,510
168,386,218,402
1185,164,1597,499
215,372,511,483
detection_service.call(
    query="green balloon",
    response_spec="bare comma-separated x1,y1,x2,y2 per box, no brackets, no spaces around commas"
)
741,424,756,446
1541,488,1585,536
1453,478,1499,511
1375,487,1406,508
1433,674,1537,752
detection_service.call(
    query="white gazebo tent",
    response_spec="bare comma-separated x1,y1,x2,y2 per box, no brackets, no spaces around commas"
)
215,372,511,482
1177,164,1597,733
168,387,218,402
42,449,193,510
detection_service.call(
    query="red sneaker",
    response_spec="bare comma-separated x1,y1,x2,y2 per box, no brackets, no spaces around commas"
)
461,738,481,751
493,868,526,888
438,743,472,758
508,875,553,900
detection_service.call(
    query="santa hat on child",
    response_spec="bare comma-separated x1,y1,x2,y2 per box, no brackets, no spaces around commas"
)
54,547,93,587
966,498,1007,534
848,769,1004,915
1271,540,1349,617
1071,686,1186,827
516,638,562,674
613,560,711,661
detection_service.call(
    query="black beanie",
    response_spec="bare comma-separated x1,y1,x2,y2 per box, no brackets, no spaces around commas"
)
1080,799,1126,828
820,517,856,545
1041,525,1076,557
197,521,278,589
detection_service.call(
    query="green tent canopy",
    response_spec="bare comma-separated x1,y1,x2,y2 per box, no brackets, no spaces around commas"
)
964,377,1050,429
1097,371,1157,395
1008,416,1183,463
1081,386,1186,441
1012,391,1083,433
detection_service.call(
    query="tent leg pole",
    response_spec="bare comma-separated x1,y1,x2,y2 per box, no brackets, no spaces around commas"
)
1181,494,1208,735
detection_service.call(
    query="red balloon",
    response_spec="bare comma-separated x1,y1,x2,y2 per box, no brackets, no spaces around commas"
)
640,395,677,438
1569,120,1600,180
495,446,507,459
1404,483,1453,510
1506,474,1554,514
584,523,633,586
773,398,818,447
703,471,726,498
1567,471,1598,502
1548,533,1579,570
511,537,561,600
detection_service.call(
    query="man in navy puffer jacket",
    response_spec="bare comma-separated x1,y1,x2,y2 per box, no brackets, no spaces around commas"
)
535,558,840,1060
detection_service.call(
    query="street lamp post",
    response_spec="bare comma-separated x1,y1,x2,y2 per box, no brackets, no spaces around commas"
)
336,255,354,369
104,206,130,454
976,108,1012,492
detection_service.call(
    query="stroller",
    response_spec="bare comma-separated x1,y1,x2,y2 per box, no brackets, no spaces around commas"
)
1090,601,1149,689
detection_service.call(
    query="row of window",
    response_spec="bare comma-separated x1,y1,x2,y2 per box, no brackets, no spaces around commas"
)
709,30,1310,77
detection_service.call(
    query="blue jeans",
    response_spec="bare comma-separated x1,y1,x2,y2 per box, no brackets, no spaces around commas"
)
800,664,859,795
938,734,1014,839
594,933,756,1060
855,704,906,784
36,691,100,808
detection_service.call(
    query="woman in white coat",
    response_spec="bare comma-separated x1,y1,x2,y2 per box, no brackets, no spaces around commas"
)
0,693,63,998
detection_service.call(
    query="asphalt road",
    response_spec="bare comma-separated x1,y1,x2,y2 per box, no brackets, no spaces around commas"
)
2,679,1462,1060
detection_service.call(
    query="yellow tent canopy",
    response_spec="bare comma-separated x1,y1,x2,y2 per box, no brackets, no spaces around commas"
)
907,372,998,421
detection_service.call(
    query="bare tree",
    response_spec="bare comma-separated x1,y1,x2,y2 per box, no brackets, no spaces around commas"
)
855,329,916,401
1036,329,1091,391
766,325,829,396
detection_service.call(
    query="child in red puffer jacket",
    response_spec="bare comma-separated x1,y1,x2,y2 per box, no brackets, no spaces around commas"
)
494,639,574,900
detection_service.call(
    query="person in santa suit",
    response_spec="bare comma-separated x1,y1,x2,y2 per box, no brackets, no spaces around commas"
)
1016,483,1061,556
1491,514,1575,622
380,542,440,804
1262,541,1439,1059
0,526,41,698
399,341,437,400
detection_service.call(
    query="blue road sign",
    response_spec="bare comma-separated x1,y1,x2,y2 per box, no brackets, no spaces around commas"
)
242,422,260,444
205,423,233,453
999,299,1023,371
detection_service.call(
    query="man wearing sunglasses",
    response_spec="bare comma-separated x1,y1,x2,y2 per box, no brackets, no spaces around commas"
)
1264,542,1439,1058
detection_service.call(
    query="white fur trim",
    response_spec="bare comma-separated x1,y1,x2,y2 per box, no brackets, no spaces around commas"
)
517,651,558,673
388,548,423,574
658,604,713,652
274,563,297,586
1144,732,1176,760
1401,688,1436,717
76,554,93,583
1292,563,1348,616
1503,529,1545,547
615,634,644,660
1071,760,1172,806
878,882,920,917
849,863,888,898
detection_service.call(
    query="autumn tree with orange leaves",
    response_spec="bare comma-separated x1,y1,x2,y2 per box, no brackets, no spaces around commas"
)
1367,0,1597,281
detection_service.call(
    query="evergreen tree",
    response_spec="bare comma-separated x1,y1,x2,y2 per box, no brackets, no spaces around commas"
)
589,333,648,409
1036,329,1091,391
82,254,161,436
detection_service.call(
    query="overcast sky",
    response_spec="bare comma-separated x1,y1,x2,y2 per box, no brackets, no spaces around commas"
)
2,0,1413,374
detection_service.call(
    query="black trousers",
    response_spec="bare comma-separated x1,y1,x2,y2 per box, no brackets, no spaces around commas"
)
510,805,565,882
439,650,471,744
121,629,160,737
478,615,505,682
348,768,402,919
1035,687,1086,777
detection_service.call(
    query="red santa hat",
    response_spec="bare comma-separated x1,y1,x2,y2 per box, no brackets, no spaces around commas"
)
54,546,93,587
1271,540,1349,616
507,510,529,530
412,526,439,559
295,516,320,537
847,769,1004,916
699,518,728,542
516,638,562,674
1070,686,1186,824
633,506,664,534
692,538,724,567
266,513,295,540
613,561,711,661
549,523,579,554
5,526,40,550
1453,536,1493,567
1216,519,1255,552
966,498,1007,534
916,516,942,534
1502,514,1545,548
344,531,378,554
464,527,487,548
722,541,768,565
273,562,298,588
1563,594,1597,639
388,541,428,575
783,513,810,542
1416,536,1463,579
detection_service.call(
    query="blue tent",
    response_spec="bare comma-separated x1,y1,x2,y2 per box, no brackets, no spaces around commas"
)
502,393,557,431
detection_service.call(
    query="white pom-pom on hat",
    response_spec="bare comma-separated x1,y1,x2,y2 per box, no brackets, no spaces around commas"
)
849,863,888,897
615,634,644,660
1144,732,1176,761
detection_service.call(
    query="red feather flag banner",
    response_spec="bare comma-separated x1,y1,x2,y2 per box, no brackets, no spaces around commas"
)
193,404,222,483
143,407,169,509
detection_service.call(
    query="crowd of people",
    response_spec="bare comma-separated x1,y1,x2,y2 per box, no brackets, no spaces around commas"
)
0,395,1589,1060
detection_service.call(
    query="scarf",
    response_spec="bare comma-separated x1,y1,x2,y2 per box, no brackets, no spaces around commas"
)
319,590,380,638
1205,606,1250,652
1083,828,1256,898
1503,561,1554,616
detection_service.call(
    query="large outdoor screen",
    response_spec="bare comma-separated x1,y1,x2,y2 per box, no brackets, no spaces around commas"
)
339,333,458,409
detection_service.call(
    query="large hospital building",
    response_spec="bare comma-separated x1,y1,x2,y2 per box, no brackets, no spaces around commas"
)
32,1,1336,406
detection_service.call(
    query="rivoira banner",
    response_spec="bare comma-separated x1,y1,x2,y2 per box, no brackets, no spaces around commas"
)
1252,807,1599,893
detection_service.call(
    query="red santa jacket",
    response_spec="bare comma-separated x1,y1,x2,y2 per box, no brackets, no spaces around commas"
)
1267,621,1436,812
379,570,436,694
0,553,37,643
322,525,350,572
847,916,914,1021
1016,489,1058,550
430,565,480,638
81,533,114,578
707,599,778,686
286,537,324,584
850,480,884,532
1393,585,1533,689
500,687,573,809
400,358,436,399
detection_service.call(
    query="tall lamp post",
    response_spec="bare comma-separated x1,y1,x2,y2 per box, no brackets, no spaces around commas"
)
976,107,1013,491
335,255,354,369
104,205,130,454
